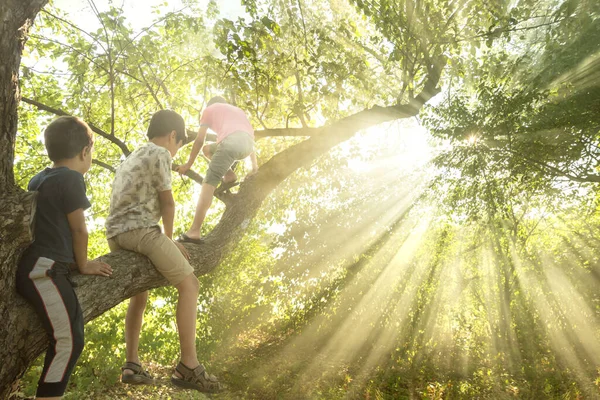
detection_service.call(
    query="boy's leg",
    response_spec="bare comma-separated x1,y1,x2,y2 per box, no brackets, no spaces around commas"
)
185,182,216,239
135,231,199,366
16,257,85,399
209,144,239,184
124,291,149,370
202,144,214,159
108,236,153,383
136,230,201,364
185,142,237,239
206,143,237,183
135,228,221,392
223,168,237,183
204,142,236,181
220,133,253,184
170,275,222,392
174,273,201,367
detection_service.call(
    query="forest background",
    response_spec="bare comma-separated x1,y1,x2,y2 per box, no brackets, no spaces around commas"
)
2,0,600,398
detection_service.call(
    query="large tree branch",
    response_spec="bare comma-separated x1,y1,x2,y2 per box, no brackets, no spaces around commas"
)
20,96,132,156
255,127,321,138
187,126,319,141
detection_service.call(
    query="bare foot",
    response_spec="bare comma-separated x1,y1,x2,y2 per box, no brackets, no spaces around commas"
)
223,169,237,183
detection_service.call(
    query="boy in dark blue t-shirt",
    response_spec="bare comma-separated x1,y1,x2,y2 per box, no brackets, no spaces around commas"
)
16,116,112,399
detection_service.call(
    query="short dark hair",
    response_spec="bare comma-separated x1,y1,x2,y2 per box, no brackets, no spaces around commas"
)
44,116,93,162
147,109,186,143
207,96,227,107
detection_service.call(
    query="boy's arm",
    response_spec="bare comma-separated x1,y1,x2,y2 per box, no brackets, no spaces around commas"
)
158,189,189,259
158,190,176,239
176,126,208,175
67,209,112,276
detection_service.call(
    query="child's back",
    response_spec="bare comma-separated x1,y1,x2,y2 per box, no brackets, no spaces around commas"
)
23,166,89,262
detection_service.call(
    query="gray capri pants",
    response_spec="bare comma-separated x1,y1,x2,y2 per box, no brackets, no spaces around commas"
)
205,130,254,186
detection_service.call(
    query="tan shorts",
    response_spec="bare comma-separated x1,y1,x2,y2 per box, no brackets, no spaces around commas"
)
107,227,194,286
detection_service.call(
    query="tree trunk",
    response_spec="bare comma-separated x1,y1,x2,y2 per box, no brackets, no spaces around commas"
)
0,1,444,397
1,1,49,398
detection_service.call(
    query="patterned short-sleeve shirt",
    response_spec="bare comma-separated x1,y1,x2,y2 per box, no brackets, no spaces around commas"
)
106,142,172,238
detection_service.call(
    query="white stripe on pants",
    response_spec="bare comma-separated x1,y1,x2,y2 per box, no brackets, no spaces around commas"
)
29,257,74,383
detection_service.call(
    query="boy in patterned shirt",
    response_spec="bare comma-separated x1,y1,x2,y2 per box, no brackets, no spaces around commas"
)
105,110,221,392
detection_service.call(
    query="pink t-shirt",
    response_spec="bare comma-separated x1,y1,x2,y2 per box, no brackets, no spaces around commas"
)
199,103,254,143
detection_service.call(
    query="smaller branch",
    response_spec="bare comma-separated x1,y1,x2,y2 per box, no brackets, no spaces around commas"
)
491,147,600,183
171,164,231,203
294,57,308,128
86,0,115,136
162,56,205,84
138,65,164,109
260,76,271,123
257,117,269,130
113,5,192,60
439,18,568,45
21,97,131,156
220,55,241,84
172,163,203,185
29,34,107,73
41,9,108,53
23,66,84,78
297,0,311,54
522,211,547,246
475,19,566,39
92,159,115,173
328,25,388,65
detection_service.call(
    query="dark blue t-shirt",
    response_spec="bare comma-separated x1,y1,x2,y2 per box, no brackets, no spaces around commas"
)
23,167,91,264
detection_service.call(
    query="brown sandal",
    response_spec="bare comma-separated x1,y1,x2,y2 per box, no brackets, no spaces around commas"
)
121,361,155,385
170,362,222,392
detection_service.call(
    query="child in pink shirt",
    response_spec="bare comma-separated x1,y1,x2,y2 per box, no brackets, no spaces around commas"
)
176,97,258,242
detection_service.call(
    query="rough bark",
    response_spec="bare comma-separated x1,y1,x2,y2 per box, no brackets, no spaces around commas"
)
0,2,50,398
0,1,47,189
0,1,444,396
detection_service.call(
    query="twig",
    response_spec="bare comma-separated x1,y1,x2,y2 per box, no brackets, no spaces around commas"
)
21,97,131,156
